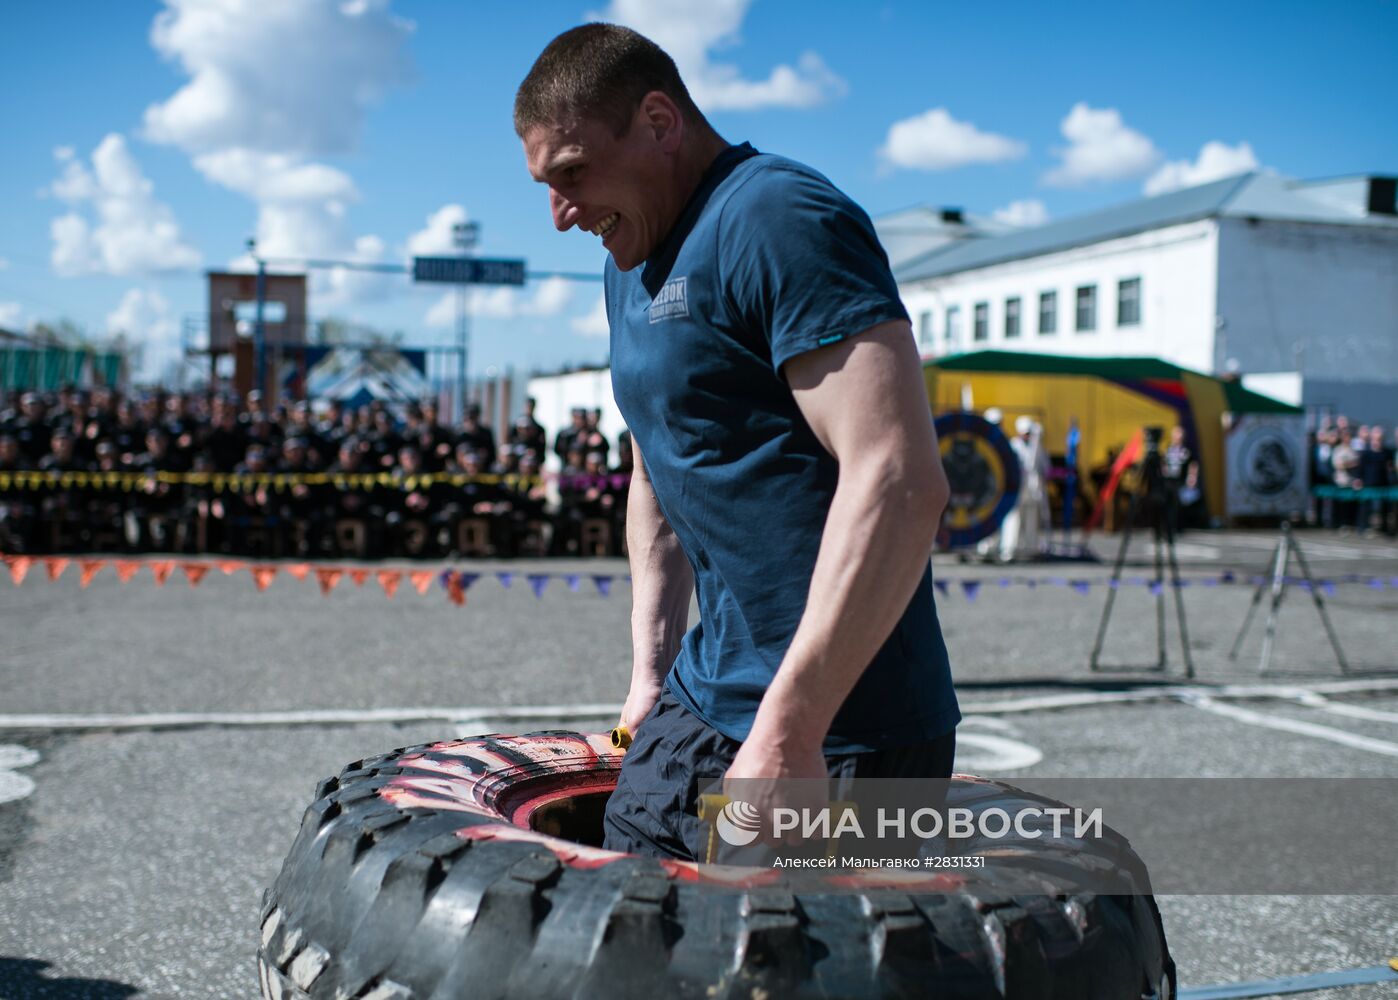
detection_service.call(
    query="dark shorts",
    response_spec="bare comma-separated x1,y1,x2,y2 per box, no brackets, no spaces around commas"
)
602,688,957,860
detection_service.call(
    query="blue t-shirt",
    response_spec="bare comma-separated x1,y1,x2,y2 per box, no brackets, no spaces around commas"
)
607,143,959,753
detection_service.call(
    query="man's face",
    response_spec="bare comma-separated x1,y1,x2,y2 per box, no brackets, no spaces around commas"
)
523,103,677,272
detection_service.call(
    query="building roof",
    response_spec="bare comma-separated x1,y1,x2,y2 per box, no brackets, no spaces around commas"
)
927,349,1302,414
896,172,1398,284
871,205,1008,270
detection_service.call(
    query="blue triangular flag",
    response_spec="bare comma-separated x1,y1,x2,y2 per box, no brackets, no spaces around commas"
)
934,579,948,597
1221,571,1237,584
960,580,980,601
1368,577,1386,589
496,572,513,589
1148,581,1164,596
565,574,581,592
527,574,549,598
592,574,612,597
459,572,480,591
1070,580,1091,595
1321,581,1337,596
997,577,1012,588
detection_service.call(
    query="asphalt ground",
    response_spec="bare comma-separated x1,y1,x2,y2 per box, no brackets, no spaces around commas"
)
1,527,1395,999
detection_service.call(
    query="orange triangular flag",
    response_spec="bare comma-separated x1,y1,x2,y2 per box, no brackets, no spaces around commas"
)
114,559,142,583
409,570,434,595
376,570,402,598
45,557,70,582
316,567,342,596
182,563,210,587
7,556,33,586
284,563,311,581
348,568,370,587
149,560,176,586
78,559,106,589
218,560,247,576
250,565,278,591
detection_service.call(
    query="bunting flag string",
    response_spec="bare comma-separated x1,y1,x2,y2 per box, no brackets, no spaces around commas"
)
2,553,1394,610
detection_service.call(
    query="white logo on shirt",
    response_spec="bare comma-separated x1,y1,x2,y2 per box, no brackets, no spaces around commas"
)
649,276,689,323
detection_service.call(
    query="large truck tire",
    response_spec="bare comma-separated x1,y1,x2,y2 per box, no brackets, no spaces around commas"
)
258,732,1174,1000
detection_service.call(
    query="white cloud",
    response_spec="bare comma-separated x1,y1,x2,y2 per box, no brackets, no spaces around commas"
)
0,303,23,329
192,147,391,307
1043,103,1161,187
424,290,457,329
193,148,357,202
571,293,610,338
878,108,1026,172
406,204,471,257
46,134,202,277
106,288,180,379
143,0,414,311
992,199,1049,228
592,0,845,111
1143,141,1259,196
143,0,413,156
423,275,575,328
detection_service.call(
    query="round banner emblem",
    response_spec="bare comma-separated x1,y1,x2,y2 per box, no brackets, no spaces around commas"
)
934,411,1021,548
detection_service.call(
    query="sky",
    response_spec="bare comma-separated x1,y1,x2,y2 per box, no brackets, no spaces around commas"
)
1,0,1395,382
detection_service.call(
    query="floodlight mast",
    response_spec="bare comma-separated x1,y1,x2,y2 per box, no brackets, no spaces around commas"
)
453,221,479,422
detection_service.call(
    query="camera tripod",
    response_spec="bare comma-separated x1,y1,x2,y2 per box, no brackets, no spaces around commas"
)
1228,521,1349,675
1089,439,1195,678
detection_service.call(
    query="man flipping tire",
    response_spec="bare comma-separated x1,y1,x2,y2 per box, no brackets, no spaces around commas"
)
516,24,961,861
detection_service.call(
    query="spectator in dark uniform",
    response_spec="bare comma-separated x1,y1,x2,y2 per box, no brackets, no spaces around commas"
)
455,403,496,459
507,396,548,454
553,407,586,465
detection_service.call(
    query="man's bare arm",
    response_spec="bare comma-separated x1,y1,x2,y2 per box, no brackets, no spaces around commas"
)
730,319,948,776
622,441,694,732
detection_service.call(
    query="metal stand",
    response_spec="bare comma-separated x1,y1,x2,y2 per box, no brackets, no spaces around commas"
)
1228,522,1349,675
1089,450,1195,678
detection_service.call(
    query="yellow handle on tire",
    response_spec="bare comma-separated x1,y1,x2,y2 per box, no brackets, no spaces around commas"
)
610,725,631,750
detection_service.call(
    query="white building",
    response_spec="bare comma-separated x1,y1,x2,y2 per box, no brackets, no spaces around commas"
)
892,173,1398,424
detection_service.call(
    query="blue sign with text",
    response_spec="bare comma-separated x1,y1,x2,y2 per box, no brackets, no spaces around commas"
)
412,257,527,285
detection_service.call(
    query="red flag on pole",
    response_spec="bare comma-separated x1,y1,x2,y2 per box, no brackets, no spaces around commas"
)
1085,430,1144,533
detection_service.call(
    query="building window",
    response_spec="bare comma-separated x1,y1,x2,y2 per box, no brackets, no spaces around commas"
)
1076,285,1096,332
1004,297,1021,339
973,302,989,341
918,310,934,348
1117,277,1141,326
946,305,962,350
1039,291,1057,335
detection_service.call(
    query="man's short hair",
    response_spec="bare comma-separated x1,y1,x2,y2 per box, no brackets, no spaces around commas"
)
514,23,703,137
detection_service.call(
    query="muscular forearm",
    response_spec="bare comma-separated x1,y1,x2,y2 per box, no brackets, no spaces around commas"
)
627,465,694,689
749,457,945,751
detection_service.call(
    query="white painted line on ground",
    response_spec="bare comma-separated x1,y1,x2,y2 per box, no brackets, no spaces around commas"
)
0,744,40,804
955,732,1044,772
960,677,1398,716
1,679,1396,733
1181,694,1398,758
1289,691,1398,725
0,704,623,732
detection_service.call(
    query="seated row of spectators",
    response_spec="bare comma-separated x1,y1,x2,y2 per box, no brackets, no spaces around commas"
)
1311,417,1395,536
0,387,633,558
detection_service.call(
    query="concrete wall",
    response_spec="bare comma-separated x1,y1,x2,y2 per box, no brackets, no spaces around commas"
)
1215,218,1398,419
900,220,1220,371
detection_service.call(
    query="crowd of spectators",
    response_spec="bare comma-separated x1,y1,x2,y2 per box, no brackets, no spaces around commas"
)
1311,416,1396,535
0,386,633,559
